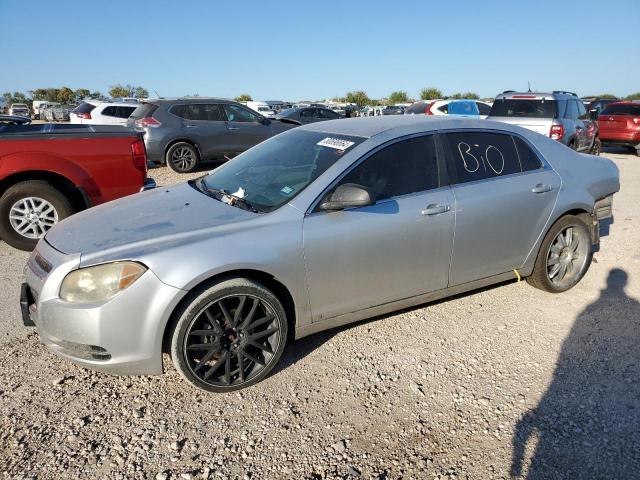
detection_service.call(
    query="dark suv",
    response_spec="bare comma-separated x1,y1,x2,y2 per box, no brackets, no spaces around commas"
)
129,98,298,172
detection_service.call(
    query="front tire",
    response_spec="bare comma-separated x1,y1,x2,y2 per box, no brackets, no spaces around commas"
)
527,215,592,293
170,278,288,392
0,181,73,251
166,142,200,173
590,137,601,156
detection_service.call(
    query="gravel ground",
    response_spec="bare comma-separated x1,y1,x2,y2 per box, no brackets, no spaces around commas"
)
1,150,639,480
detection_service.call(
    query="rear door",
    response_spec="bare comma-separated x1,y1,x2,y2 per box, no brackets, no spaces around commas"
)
221,103,272,152
441,131,561,286
299,108,319,124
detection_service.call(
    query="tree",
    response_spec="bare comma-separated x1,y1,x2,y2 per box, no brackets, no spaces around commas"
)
56,86,75,104
109,84,135,98
345,91,371,107
625,92,640,100
89,91,103,100
461,91,480,99
583,93,618,100
134,87,149,99
235,94,252,102
420,87,442,100
3,91,31,107
75,88,90,101
388,90,408,104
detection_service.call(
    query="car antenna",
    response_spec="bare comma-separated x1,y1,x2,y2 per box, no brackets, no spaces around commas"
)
153,90,161,99
527,81,532,93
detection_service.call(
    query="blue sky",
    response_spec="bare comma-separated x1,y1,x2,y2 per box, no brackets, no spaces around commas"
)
1,0,638,100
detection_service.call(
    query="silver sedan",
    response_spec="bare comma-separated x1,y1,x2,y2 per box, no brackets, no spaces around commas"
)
21,116,619,392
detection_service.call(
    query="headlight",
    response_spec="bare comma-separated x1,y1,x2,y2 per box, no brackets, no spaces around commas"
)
60,262,147,303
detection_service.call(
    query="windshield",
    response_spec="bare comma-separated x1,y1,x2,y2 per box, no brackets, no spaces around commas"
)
490,99,557,118
200,129,365,212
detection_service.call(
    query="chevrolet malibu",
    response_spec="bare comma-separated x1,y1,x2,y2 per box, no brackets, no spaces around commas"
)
21,116,619,392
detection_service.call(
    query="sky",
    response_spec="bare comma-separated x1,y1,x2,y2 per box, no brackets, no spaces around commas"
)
1,0,639,101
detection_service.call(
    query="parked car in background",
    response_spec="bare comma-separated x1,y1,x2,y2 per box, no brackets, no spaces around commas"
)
128,98,298,173
597,102,640,155
32,101,60,119
382,105,404,115
272,106,341,125
22,116,619,392
0,124,154,250
0,114,32,125
488,91,600,154
41,104,74,122
246,101,275,117
9,103,30,117
69,102,138,125
585,98,619,119
405,99,492,118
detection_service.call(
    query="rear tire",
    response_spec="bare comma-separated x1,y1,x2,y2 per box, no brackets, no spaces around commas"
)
526,215,592,293
0,181,73,251
166,142,200,173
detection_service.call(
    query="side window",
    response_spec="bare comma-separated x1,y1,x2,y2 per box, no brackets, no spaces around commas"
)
101,106,117,117
576,101,588,120
564,100,579,120
170,104,187,119
320,109,339,119
338,136,439,201
476,102,491,116
514,137,543,172
187,104,223,121
443,131,521,184
300,109,315,118
223,104,258,122
116,106,136,118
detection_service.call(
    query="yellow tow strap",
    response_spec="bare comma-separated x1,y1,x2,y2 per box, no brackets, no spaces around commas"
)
513,269,522,282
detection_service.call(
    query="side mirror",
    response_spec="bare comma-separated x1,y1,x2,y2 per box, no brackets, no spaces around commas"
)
260,117,271,125
320,183,375,211
589,109,599,120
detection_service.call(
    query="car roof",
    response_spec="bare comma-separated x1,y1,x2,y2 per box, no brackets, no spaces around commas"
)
495,91,578,100
144,97,234,105
606,101,639,106
96,102,140,107
297,115,525,139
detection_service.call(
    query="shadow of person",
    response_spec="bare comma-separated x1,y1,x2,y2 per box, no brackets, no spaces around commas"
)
511,269,640,479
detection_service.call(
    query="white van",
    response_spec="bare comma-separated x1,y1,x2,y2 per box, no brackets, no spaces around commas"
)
245,101,275,117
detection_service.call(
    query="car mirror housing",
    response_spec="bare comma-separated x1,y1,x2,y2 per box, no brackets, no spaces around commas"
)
589,109,599,120
260,117,271,125
320,183,375,211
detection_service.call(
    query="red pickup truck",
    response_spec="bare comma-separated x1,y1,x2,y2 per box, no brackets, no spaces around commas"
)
0,124,155,250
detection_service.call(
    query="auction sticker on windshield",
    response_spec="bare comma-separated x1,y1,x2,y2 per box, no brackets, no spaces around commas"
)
317,137,356,150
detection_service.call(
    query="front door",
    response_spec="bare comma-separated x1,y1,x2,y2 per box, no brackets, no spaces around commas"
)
440,131,561,286
222,103,271,152
303,135,455,322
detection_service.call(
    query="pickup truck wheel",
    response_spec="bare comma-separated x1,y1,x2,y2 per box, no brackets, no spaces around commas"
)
526,215,592,293
170,278,288,392
166,142,200,173
0,181,73,251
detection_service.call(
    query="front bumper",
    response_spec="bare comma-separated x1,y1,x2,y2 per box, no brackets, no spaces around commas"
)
23,240,186,375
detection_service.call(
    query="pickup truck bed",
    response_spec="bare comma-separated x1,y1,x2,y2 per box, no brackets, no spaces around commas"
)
0,124,154,250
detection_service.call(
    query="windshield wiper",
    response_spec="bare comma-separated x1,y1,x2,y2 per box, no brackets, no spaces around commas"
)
198,181,262,213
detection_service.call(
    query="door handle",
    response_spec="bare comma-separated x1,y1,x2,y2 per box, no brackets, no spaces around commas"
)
185,125,197,129
227,126,239,131
532,183,552,194
421,204,450,216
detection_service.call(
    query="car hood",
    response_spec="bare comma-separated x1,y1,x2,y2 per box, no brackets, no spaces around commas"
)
45,182,256,256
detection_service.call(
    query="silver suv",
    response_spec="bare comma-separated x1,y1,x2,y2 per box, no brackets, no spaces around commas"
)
488,91,601,155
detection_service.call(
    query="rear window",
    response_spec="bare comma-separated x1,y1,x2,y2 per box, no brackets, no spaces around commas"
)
72,102,97,114
601,104,640,116
129,103,159,119
489,99,557,118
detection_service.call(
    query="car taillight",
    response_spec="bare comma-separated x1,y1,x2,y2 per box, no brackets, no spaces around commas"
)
549,124,564,141
131,138,147,173
425,101,436,115
633,118,640,124
134,116,161,128
76,112,91,119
